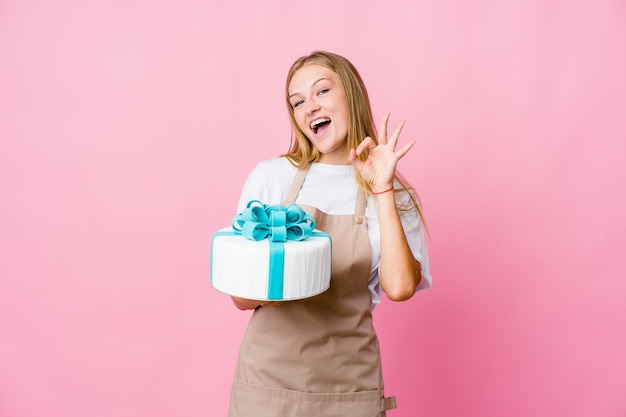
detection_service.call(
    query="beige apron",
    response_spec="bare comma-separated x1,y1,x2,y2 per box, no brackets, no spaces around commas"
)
228,165,396,417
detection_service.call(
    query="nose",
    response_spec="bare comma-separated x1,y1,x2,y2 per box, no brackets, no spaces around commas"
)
304,99,320,115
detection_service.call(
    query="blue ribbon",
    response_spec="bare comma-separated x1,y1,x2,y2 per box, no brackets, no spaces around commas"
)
231,200,316,300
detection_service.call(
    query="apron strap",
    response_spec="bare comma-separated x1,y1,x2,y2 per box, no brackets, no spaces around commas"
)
355,188,367,217
284,163,311,205
381,396,397,411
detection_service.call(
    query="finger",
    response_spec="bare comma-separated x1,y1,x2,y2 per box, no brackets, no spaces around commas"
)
349,148,363,170
394,139,416,159
377,112,391,145
355,136,375,157
388,119,406,149
348,148,358,163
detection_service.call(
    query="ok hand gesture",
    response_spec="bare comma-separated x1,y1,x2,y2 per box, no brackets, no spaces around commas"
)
348,112,415,193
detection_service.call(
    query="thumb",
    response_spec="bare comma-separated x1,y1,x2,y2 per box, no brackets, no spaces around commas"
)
348,148,363,170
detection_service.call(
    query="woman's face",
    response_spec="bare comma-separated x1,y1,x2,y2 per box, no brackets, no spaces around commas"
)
288,64,350,164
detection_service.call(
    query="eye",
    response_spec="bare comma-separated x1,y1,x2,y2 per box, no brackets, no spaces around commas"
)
292,99,304,108
318,88,329,95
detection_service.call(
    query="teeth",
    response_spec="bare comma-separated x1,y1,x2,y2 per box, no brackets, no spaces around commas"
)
310,118,331,129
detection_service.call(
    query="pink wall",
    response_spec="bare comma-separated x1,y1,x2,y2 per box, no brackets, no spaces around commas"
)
1,1,625,416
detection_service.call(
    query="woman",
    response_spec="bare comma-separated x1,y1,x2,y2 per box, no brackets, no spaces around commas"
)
228,51,431,417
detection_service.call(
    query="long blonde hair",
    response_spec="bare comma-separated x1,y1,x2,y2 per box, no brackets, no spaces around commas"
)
283,51,426,222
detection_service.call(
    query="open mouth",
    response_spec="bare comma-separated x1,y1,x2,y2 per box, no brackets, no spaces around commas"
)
310,118,331,135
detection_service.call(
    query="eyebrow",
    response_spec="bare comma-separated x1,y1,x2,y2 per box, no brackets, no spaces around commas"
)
288,77,330,98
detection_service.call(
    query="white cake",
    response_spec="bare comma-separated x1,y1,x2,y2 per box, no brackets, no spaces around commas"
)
211,227,332,301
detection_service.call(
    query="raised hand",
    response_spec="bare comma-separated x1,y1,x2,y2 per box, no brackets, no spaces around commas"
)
348,112,415,193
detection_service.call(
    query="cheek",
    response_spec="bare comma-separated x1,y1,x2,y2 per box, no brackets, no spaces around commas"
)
295,113,308,131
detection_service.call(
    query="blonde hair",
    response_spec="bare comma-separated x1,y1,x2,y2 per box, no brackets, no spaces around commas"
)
283,51,426,223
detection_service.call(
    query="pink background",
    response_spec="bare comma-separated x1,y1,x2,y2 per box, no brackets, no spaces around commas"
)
1,1,625,416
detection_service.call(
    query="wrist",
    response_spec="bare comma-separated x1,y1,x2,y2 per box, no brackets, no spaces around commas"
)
371,185,394,195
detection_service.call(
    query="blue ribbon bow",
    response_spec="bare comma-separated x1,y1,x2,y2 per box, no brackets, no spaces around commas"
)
232,200,316,243
231,200,316,299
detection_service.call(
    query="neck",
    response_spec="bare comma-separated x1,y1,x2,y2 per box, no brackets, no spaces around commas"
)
318,148,350,165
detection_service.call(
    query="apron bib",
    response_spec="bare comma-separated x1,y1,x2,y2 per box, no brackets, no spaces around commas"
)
228,165,396,417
